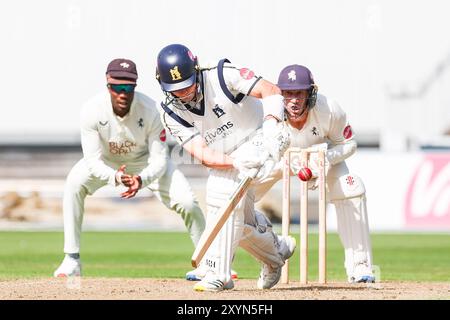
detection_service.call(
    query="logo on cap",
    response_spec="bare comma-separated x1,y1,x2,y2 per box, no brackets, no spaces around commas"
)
120,62,130,69
170,66,182,81
288,70,296,81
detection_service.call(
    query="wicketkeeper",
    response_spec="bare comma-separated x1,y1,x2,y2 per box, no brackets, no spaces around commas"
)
258,64,375,283
54,58,206,278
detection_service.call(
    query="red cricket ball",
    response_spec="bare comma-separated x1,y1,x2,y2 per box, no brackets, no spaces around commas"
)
298,167,313,181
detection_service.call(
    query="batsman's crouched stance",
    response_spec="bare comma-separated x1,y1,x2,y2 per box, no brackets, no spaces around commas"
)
201,134,295,291
155,44,296,292
53,58,205,278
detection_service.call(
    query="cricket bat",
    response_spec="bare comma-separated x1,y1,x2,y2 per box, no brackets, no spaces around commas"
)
190,167,259,268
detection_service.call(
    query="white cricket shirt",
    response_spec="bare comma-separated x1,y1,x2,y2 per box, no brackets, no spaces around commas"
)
286,94,356,165
160,60,264,155
80,91,168,186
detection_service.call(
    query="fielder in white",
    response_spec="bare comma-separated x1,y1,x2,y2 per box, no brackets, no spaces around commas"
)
155,44,296,292
265,64,375,283
54,58,206,278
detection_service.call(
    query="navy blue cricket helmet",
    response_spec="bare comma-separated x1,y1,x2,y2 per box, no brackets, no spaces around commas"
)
156,44,199,92
278,64,318,110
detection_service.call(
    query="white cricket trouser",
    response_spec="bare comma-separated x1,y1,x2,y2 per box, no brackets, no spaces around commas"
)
62,159,205,253
204,167,283,283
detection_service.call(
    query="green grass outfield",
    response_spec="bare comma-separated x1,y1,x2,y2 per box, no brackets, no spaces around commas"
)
0,231,449,281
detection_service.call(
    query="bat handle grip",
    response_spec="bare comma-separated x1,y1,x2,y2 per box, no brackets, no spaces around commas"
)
245,152,270,179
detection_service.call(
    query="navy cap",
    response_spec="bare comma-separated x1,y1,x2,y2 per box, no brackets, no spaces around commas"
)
277,64,314,90
156,44,198,92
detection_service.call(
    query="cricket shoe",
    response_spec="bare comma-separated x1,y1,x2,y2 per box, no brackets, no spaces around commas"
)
53,255,81,277
186,264,238,281
349,262,375,283
257,235,296,289
193,274,235,292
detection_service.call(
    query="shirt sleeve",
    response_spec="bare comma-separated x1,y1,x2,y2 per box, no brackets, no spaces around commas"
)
160,106,200,146
222,64,262,96
326,100,357,165
137,112,169,187
80,104,117,185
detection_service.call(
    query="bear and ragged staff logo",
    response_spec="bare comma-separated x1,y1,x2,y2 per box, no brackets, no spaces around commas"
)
212,105,226,118
170,66,182,81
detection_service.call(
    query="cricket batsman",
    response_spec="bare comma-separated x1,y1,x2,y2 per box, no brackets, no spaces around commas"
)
155,44,296,292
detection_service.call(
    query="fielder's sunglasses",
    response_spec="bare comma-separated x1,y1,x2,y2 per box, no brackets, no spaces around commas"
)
108,84,136,93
